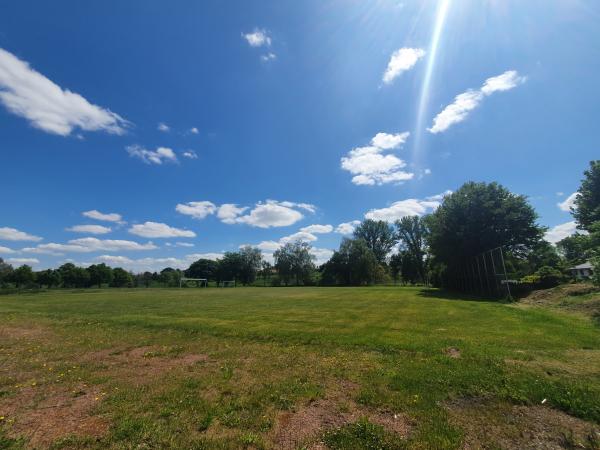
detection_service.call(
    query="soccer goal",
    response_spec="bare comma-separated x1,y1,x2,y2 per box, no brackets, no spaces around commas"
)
179,277,208,288
219,280,235,288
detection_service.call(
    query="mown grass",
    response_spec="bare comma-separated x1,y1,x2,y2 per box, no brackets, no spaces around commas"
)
0,286,599,449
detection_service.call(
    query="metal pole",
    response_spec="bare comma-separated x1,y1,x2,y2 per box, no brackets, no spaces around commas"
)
498,247,511,299
490,249,499,297
476,254,484,295
482,252,491,296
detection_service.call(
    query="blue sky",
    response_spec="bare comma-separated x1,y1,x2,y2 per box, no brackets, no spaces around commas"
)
1,0,599,271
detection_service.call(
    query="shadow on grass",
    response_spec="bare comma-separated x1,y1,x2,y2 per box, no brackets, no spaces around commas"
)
417,288,505,303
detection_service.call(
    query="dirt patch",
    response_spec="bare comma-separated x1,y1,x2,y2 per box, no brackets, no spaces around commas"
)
270,384,412,449
0,383,108,448
447,397,600,449
521,284,599,306
445,347,462,358
82,345,210,383
0,324,51,340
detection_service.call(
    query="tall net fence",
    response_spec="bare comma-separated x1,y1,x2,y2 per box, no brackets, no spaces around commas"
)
442,247,512,299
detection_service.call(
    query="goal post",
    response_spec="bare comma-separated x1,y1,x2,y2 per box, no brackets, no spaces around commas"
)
179,277,208,288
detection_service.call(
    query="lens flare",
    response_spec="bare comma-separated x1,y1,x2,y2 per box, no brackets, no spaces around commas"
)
413,0,451,161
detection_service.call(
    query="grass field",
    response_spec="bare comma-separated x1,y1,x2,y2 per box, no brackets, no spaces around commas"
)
1,286,599,449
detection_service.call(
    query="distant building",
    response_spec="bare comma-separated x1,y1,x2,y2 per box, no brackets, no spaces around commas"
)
569,261,594,280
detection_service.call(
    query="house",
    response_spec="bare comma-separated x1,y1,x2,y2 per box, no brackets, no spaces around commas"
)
569,261,594,280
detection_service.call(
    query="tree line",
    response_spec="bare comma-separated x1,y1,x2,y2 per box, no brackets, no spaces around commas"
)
1,160,598,292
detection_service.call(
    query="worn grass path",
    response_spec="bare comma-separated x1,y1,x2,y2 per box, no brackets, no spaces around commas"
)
1,287,599,449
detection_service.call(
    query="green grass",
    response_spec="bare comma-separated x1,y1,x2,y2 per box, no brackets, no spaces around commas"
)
0,287,599,449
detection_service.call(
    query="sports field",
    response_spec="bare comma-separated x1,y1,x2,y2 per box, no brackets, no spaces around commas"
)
1,287,599,449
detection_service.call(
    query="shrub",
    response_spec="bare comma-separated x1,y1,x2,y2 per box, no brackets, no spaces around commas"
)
535,266,563,288
592,256,600,287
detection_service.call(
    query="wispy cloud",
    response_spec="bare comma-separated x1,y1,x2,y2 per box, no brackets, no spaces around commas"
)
557,192,578,212
7,257,39,266
23,238,157,255
126,145,178,165
335,221,361,235
0,246,16,254
382,47,425,84
429,70,526,134
157,122,170,132
176,201,217,219
0,47,128,136
182,150,198,159
66,224,111,235
341,132,413,185
128,222,196,239
0,227,42,241
82,210,123,223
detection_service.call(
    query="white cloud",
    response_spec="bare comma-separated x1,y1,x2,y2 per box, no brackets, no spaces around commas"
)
256,241,282,252
311,247,334,265
233,201,305,228
0,227,42,241
7,257,39,266
365,192,449,222
545,221,579,244
128,222,195,239
242,29,272,47
429,70,526,134
82,210,123,223
157,122,170,132
382,47,426,84
174,242,194,247
300,224,333,234
261,52,277,62
190,127,199,134
95,252,223,272
0,246,15,254
0,48,128,136
176,201,217,219
341,132,413,185
126,145,178,165
335,220,361,235
23,238,157,255
66,224,111,235
182,150,198,159
217,204,249,224
279,231,318,244
557,192,579,212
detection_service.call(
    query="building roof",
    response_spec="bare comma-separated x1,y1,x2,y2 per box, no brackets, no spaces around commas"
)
570,262,593,270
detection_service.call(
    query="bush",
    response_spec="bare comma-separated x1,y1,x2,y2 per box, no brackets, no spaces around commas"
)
592,256,600,287
535,266,563,288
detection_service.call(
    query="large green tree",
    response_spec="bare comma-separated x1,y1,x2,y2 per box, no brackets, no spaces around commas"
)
353,219,396,264
185,259,218,280
573,160,600,231
112,268,133,287
0,258,14,287
395,216,428,282
274,241,315,285
238,246,262,285
36,269,61,288
12,265,35,288
321,238,379,286
426,181,544,265
87,263,113,288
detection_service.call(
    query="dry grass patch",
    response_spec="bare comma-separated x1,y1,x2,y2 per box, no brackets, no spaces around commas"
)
447,397,600,449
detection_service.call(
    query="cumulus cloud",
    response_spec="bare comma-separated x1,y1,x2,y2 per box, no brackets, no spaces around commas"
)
232,201,307,228
545,221,579,244
66,224,111,235
382,47,425,84
0,227,42,241
126,145,178,165
23,238,157,255
176,201,217,219
335,220,361,235
429,70,526,134
557,192,579,212
182,150,198,159
217,204,249,224
242,29,272,47
82,210,123,223
341,132,413,185
95,252,223,272
300,224,333,234
311,247,334,266
0,47,128,136
157,122,170,132
0,246,16,254
190,127,199,134
128,222,196,239
7,257,39,265
365,191,450,222
279,231,318,244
